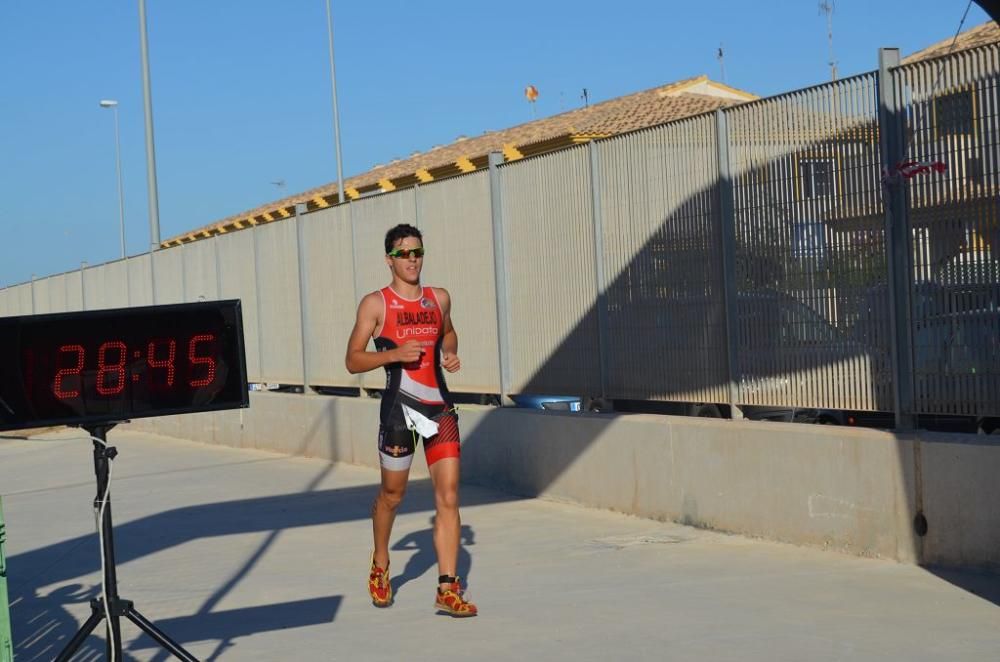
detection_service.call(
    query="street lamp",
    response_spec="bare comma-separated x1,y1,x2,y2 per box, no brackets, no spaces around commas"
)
99,99,126,258
138,0,162,251
325,0,346,203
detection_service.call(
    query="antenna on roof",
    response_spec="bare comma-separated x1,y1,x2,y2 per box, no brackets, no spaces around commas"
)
271,179,286,190
716,44,726,83
819,0,838,81
581,88,589,108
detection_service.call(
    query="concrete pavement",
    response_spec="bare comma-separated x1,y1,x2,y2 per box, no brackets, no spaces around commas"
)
1,428,998,661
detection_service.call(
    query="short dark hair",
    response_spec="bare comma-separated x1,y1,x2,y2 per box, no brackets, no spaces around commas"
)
384,223,422,254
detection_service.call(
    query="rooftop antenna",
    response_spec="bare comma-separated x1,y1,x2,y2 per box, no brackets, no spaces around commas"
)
581,88,590,108
717,44,726,83
819,0,838,81
271,179,286,190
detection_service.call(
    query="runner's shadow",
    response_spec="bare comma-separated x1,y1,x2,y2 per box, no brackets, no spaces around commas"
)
390,517,474,594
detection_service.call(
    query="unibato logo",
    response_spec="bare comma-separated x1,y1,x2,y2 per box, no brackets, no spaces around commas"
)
396,326,438,339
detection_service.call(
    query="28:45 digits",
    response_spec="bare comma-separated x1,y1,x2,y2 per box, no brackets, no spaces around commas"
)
51,334,218,400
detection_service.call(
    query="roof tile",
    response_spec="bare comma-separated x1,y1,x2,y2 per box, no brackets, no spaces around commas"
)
170,75,754,242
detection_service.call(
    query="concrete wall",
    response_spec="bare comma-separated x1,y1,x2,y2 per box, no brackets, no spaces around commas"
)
125,392,1000,569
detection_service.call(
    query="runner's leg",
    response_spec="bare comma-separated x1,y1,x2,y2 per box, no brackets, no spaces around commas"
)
373,466,410,569
428,457,460,582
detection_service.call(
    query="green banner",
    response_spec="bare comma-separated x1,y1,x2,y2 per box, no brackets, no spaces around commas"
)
0,497,13,662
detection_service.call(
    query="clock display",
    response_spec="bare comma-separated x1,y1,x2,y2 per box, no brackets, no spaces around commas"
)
0,300,248,431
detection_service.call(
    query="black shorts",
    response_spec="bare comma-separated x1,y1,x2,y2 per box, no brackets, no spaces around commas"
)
377,409,460,471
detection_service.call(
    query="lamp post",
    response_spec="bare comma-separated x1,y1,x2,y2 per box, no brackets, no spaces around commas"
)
138,0,162,251
324,0,346,204
99,100,126,258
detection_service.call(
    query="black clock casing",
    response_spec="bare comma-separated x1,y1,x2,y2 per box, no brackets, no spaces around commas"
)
0,300,249,431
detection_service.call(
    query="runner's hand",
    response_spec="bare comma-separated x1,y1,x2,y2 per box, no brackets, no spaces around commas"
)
441,352,461,373
393,341,423,363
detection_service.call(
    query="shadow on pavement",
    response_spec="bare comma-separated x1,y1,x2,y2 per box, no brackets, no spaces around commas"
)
128,596,343,660
391,516,474,595
7,474,517,658
925,566,1000,608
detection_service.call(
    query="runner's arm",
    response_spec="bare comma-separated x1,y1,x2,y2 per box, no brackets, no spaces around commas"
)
436,288,461,373
345,293,421,373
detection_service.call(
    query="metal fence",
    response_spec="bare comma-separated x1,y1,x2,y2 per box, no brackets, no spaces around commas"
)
2,44,998,421
500,146,602,396
897,46,1000,417
598,114,729,405
726,72,893,412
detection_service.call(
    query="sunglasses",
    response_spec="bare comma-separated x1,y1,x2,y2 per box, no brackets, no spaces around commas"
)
387,247,425,259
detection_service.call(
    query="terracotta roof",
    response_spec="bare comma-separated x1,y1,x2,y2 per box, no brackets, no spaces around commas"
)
902,20,1000,64
165,75,756,245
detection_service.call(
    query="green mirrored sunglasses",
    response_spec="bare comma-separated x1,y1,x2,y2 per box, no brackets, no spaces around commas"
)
387,247,425,259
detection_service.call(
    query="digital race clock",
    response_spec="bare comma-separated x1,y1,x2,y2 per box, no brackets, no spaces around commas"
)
0,300,249,431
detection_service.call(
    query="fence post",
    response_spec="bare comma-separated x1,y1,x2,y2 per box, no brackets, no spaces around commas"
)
123,256,132,306
877,47,916,430
179,246,188,302
149,247,158,305
294,203,312,391
64,270,72,312
80,262,88,310
213,234,224,305
715,110,744,419
251,225,266,384
488,151,514,405
346,200,367,394
413,182,422,228
587,141,611,404
1,497,13,662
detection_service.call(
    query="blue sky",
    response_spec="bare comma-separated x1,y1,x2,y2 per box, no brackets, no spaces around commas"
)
0,1,990,286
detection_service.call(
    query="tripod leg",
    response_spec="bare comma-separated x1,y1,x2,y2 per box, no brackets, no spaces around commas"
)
125,606,200,662
107,611,124,661
54,607,104,662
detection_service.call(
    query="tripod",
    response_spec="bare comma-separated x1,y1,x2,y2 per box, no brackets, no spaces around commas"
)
55,423,198,662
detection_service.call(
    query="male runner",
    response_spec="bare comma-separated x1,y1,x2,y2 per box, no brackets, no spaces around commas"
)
345,223,477,617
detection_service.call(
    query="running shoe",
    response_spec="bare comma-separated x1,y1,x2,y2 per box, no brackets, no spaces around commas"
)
434,577,477,617
368,553,392,607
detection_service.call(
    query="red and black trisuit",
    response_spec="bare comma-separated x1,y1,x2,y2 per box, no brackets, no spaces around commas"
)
373,286,460,471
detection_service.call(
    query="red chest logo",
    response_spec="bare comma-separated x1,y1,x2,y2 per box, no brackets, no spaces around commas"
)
394,311,440,340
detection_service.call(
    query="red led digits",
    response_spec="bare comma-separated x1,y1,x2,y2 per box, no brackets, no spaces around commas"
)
47,335,219,399
147,339,177,386
53,344,85,399
2,302,245,430
188,334,217,387
96,341,128,396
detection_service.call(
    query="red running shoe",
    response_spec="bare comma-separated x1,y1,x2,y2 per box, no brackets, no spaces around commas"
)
434,577,477,617
368,553,392,607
